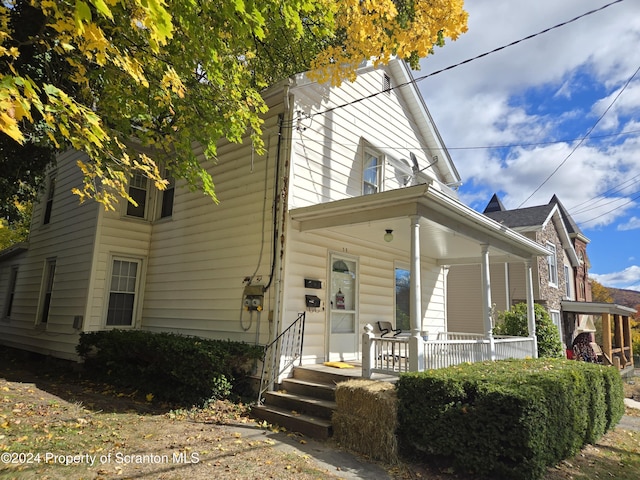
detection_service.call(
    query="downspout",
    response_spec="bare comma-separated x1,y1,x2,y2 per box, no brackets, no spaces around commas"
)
269,81,293,349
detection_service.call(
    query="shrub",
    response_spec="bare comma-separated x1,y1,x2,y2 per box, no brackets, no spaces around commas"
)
77,330,263,406
494,303,564,358
396,359,624,480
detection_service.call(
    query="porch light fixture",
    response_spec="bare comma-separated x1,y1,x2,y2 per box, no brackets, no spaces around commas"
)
384,229,394,242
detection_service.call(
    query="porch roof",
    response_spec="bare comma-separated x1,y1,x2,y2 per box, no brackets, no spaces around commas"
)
289,183,551,263
561,300,636,316
0,242,28,261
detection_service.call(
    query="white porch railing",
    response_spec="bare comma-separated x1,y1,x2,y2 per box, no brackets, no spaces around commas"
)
362,325,536,378
493,335,537,360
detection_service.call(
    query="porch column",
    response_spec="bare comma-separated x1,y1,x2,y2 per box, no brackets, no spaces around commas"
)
409,215,424,371
602,313,613,365
614,314,625,367
525,258,538,358
480,244,494,360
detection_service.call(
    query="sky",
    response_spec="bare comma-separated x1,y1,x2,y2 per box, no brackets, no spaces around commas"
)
414,0,640,292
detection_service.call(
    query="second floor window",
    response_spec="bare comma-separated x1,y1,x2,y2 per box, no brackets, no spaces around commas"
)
363,150,382,195
126,172,148,218
39,258,56,325
564,265,571,298
43,173,56,225
160,175,175,218
547,242,558,287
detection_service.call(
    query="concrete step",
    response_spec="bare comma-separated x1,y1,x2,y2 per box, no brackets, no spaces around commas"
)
253,364,360,440
280,377,336,401
262,390,336,420
251,404,332,440
291,365,361,385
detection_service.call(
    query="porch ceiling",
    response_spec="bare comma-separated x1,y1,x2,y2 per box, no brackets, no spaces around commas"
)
289,183,550,263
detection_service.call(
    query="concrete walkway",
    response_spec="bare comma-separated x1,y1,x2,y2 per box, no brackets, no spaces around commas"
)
620,398,640,432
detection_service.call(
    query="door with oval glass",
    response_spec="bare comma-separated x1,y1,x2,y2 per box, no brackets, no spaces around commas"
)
328,254,358,361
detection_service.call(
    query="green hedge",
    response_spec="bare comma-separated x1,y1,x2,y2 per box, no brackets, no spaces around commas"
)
77,330,263,406
396,359,624,480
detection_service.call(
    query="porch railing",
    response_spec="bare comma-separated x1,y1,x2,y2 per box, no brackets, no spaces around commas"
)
493,335,536,359
368,336,411,376
424,339,491,369
258,312,305,405
363,326,536,378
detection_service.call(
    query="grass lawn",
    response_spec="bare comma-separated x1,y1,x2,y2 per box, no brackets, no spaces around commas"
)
0,347,639,480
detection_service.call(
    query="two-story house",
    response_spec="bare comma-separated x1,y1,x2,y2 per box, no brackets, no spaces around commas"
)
0,60,552,375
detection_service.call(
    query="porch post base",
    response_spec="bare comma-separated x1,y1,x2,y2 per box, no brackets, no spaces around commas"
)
409,334,424,372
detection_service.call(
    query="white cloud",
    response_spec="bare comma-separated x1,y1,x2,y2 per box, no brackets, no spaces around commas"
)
415,0,640,227
590,266,640,291
411,0,640,291
618,216,640,231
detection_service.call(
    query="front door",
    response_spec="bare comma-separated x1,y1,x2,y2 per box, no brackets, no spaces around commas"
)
328,254,358,361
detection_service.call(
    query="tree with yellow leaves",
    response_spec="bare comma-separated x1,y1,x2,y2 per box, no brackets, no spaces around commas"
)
0,0,467,211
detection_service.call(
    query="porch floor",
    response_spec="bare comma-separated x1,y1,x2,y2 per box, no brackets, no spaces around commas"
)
299,362,400,383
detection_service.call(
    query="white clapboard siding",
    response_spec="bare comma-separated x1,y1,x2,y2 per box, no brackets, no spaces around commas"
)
137,105,285,342
0,151,99,359
282,226,446,363
290,65,446,208
447,262,519,335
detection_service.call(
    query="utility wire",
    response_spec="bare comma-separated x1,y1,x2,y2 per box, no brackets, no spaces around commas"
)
299,0,624,122
517,62,640,208
570,173,640,214
296,122,640,152
578,190,640,226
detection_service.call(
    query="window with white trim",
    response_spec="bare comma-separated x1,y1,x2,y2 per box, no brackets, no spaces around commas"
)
363,149,383,195
395,266,410,331
159,175,175,218
550,310,562,343
106,258,141,326
547,242,558,287
564,265,571,298
126,172,148,218
38,258,56,325
43,172,56,225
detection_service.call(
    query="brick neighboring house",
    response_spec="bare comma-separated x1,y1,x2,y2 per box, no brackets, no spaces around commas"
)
448,194,635,373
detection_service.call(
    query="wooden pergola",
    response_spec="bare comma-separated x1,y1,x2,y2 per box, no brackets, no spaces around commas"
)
562,301,636,374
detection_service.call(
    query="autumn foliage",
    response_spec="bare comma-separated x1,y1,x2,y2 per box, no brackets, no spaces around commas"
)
0,0,468,210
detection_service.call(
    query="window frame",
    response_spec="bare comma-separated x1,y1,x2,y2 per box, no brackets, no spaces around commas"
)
564,264,571,298
126,172,149,219
159,174,175,219
549,309,562,344
546,242,558,287
105,256,142,328
394,263,410,332
43,171,56,225
37,258,56,326
363,147,384,195
3,265,19,319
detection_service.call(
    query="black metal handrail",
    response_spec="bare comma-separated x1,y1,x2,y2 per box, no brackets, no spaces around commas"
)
258,311,305,404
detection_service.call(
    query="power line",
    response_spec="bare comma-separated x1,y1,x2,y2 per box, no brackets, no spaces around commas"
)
570,173,640,214
303,0,624,122
517,62,640,208
296,122,640,152
577,190,640,226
